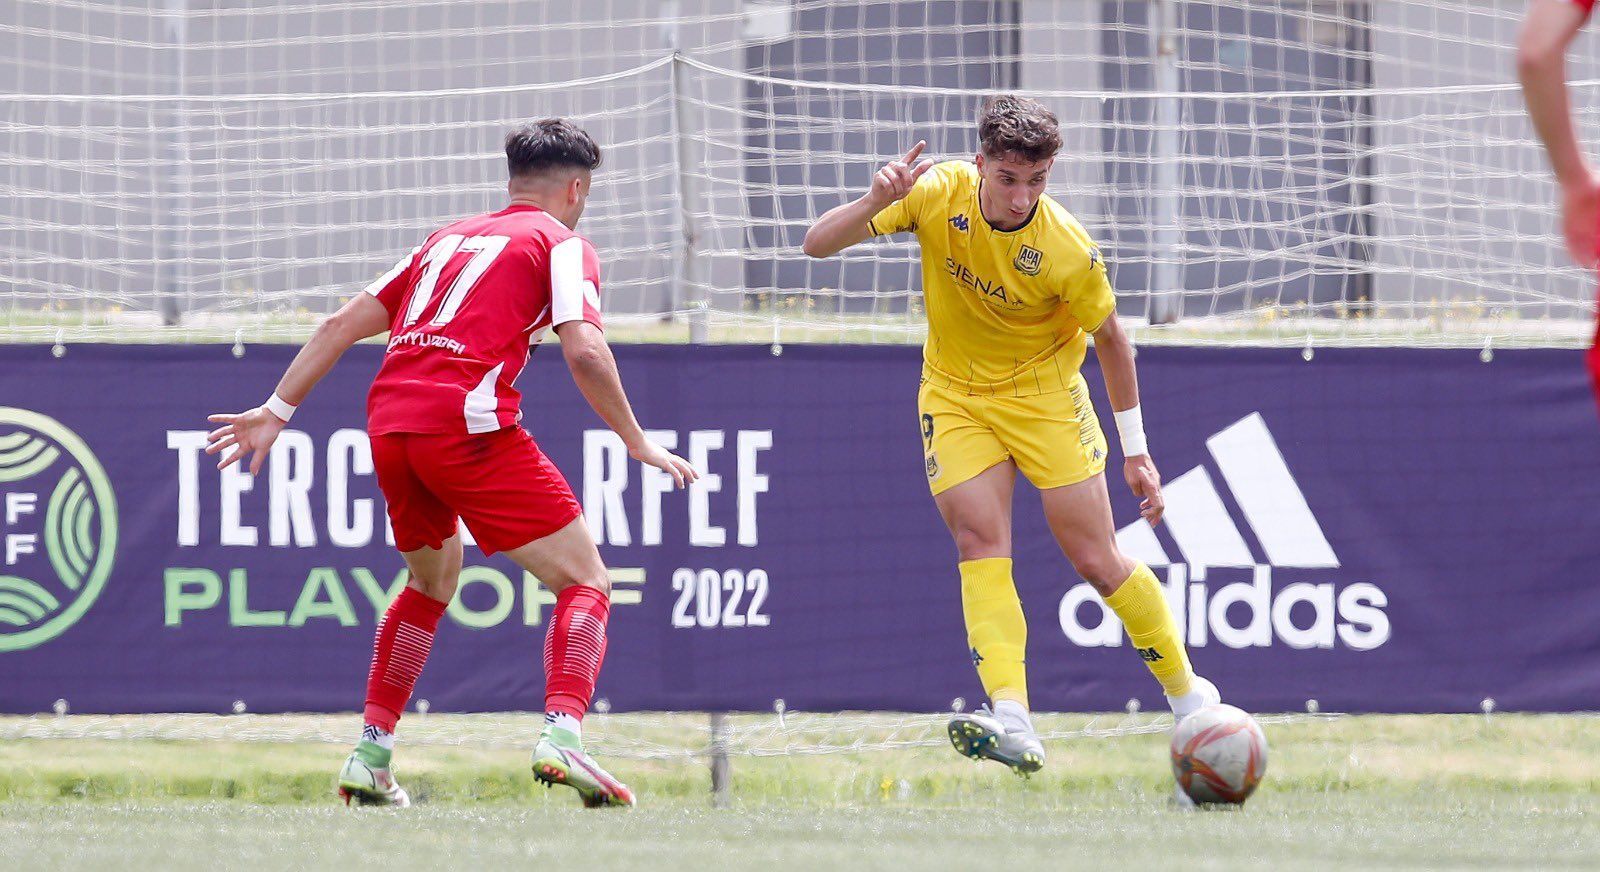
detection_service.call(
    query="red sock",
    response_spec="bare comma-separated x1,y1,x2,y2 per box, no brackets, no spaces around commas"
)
543,585,611,720
363,586,448,732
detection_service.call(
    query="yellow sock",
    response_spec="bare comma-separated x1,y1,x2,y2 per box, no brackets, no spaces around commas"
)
959,558,1028,708
1103,562,1193,697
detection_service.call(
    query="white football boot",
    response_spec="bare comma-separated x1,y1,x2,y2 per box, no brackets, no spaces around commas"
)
947,704,1045,776
1166,674,1222,724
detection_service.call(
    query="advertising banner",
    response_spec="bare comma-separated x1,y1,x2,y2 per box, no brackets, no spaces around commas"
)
1,344,1596,714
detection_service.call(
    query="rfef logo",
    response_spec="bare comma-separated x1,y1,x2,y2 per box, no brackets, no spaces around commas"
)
0,408,117,652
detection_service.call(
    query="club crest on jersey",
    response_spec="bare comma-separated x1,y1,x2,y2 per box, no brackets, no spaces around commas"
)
925,452,940,480
949,214,969,232
1014,245,1043,276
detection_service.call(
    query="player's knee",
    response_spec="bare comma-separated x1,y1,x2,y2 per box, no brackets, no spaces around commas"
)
950,524,1008,561
1069,552,1130,596
577,571,611,596
542,569,610,596
406,574,458,603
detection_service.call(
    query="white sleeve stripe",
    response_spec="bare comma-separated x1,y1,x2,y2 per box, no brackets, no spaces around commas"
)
549,236,588,325
363,246,419,297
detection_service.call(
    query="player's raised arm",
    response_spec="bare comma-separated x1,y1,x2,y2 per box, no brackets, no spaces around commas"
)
1090,311,1163,526
555,320,699,488
204,292,391,474
801,140,934,258
1519,0,1599,266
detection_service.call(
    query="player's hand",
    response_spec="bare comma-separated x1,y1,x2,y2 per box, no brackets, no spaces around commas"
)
628,439,700,489
1561,166,1600,268
204,407,287,475
867,141,934,208
1124,455,1164,525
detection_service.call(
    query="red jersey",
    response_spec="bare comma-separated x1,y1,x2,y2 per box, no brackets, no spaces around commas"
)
363,204,603,435
1573,0,1597,16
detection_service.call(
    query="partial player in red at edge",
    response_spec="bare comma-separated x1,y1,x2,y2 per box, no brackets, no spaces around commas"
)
201,119,698,809
1519,0,1600,414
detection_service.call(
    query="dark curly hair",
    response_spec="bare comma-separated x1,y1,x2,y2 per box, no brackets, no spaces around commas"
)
977,95,1061,163
505,118,602,180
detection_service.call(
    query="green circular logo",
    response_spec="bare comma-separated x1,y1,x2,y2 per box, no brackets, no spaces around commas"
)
0,408,117,652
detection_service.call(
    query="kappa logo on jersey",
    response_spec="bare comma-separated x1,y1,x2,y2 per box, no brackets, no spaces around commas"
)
1059,413,1390,652
925,452,940,481
1089,247,1103,271
949,214,970,232
1013,244,1044,276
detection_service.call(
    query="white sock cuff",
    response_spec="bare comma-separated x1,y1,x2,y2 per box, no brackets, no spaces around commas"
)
993,698,1033,729
361,723,395,750
545,711,582,736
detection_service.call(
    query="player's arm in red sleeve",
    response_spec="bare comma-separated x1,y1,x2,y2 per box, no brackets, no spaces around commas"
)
203,247,414,474
550,237,698,488
1519,0,1599,266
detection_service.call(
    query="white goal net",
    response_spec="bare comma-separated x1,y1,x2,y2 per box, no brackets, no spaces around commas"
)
3,0,1597,346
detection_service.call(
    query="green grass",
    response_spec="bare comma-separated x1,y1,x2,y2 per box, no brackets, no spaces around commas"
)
1,713,1597,869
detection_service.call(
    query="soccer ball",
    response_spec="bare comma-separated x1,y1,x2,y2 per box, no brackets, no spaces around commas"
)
1170,704,1268,805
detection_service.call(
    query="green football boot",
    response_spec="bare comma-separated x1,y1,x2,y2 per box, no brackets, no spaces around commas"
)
336,740,412,808
531,727,637,808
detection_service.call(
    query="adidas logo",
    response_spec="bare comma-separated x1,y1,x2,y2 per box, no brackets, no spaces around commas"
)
1059,413,1390,651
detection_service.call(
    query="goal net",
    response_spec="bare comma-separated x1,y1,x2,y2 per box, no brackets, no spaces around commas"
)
3,0,1596,347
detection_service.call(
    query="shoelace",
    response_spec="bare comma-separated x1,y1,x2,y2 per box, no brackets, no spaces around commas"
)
973,704,1016,736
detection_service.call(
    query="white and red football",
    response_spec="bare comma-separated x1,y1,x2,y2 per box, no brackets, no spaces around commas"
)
1170,704,1268,805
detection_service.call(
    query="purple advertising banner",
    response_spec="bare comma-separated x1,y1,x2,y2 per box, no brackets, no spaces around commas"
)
0,344,1597,714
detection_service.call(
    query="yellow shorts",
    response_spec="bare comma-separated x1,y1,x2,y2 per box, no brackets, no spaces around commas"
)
918,373,1108,495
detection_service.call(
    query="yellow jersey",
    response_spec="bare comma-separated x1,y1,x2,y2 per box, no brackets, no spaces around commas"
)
869,160,1114,397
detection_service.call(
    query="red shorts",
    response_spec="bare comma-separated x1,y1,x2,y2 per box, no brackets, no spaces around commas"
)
371,427,582,556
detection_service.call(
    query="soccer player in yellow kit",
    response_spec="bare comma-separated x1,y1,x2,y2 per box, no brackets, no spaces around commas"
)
804,96,1219,776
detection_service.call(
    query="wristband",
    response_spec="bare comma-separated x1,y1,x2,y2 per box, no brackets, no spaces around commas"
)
1113,405,1148,458
264,392,297,423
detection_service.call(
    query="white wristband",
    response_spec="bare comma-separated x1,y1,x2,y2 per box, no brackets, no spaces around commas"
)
264,392,297,423
1113,405,1148,458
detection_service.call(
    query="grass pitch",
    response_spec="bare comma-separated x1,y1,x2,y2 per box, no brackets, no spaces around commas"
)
1,713,1596,870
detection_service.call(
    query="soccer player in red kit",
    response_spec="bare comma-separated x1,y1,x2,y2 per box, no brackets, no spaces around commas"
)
1520,0,1600,413
203,119,696,808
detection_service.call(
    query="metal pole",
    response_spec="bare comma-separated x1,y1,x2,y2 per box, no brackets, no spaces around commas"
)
708,711,731,807
154,0,188,327
1150,0,1183,325
670,52,709,343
